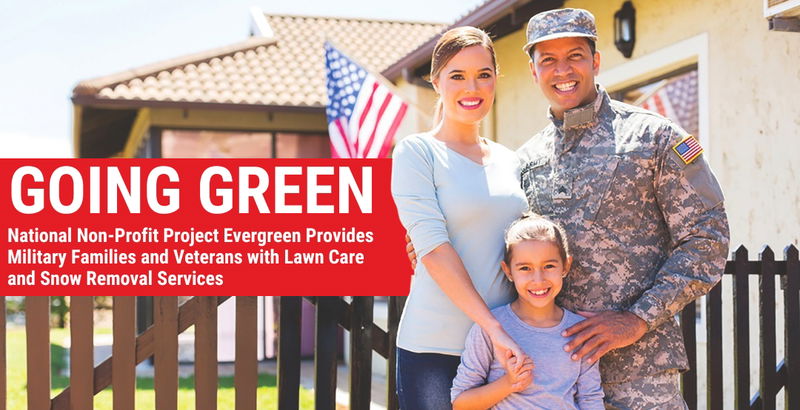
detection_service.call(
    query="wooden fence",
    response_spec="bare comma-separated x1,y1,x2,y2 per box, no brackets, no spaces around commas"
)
0,244,798,409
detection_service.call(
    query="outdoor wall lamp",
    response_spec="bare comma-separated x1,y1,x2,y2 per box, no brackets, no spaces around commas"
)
614,1,636,58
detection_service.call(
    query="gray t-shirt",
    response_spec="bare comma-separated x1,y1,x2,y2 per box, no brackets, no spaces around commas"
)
451,305,604,409
391,133,528,354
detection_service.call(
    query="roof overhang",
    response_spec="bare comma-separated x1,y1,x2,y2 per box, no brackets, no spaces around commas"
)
382,0,564,83
71,96,325,115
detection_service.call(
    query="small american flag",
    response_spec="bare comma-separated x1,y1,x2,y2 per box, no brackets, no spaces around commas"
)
324,42,408,158
672,135,704,164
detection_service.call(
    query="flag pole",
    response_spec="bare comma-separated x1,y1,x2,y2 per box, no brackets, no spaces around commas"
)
632,79,669,106
325,39,434,125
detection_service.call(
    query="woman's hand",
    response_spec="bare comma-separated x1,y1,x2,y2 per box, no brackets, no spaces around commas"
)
503,355,534,393
486,325,529,372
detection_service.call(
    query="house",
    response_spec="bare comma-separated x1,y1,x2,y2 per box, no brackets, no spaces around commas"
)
384,1,799,406
71,10,445,159
385,0,800,252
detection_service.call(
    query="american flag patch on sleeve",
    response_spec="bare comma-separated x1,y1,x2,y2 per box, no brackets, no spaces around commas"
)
672,135,704,164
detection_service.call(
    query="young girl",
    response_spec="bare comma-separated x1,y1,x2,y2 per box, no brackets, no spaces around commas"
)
451,214,605,409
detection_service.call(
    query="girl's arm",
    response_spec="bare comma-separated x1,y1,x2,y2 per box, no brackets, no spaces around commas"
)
575,357,605,409
451,326,533,410
452,375,516,410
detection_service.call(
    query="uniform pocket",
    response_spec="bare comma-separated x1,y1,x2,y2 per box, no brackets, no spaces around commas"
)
521,157,552,216
593,153,654,233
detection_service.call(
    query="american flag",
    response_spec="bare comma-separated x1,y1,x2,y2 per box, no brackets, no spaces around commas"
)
639,70,699,137
673,135,704,164
324,42,408,158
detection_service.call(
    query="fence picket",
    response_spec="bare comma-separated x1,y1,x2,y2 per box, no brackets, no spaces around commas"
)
681,300,697,408
70,296,94,410
195,296,218,410
155,296,178,410
235,297,258,410
278,297,301,410
350,297,373,410
387,296,405,410
113,296,136,410
732,246,750,409
315,297,339,410
759,247,777,409
706,283,723,410
784,245,800,410
26,296,50,410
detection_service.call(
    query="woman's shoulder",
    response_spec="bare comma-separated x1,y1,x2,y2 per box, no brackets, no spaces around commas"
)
392,133,442,165
395,132,437,151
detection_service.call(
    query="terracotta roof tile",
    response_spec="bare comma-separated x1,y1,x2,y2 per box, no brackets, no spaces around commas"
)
73,14,445,109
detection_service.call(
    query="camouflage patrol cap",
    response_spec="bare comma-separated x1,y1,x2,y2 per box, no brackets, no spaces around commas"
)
522,8,598,55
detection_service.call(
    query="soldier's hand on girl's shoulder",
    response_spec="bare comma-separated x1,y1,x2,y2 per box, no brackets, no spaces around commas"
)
561,310,647,364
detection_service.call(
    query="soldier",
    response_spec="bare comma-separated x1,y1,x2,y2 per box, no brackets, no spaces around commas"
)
516,8,729,409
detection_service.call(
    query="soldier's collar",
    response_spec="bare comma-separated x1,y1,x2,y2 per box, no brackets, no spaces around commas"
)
548,84,608,130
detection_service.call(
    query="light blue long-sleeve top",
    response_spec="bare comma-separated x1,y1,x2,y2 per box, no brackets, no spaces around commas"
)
451,306,605,409
391,133,528,355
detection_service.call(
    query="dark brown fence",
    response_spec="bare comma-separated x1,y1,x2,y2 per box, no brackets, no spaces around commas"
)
2,244,798,409
679,245,799,410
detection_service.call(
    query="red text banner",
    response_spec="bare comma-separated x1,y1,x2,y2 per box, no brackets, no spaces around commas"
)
0,159,411,296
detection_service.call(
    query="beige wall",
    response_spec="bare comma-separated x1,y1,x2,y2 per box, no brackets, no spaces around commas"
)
394,77,438,140
487,0,799,250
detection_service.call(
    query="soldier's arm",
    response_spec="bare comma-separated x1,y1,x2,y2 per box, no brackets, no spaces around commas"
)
627,125,730,331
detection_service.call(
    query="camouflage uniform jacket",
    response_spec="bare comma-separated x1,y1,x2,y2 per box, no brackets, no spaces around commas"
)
516,86,730,384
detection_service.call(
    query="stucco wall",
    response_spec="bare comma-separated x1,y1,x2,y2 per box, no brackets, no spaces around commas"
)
489,0,799,250
394,77,438,140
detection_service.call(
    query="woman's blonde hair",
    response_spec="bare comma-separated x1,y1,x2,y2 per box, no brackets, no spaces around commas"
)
429,26,498,125
504,212,570,265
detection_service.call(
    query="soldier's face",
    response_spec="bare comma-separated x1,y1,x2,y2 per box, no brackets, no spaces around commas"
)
432,45,496,126
501,240,571,314
529,37,600,119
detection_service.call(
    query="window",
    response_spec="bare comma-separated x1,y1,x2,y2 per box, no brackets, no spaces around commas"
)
160,130,331,159
613,68,700,138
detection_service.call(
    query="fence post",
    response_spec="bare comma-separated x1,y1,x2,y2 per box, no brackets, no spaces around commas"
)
278,297,301,410
387,296,405,410
315,297,339,410
26,296,50,410
681,300,697,409
154,296,178,410
113,296,136,410
70,296,94,410
706,283,723,410
759,247,777,409
195,296,218,410
784,245,800,410
235,296,258,410
732,246,750,409
350,297,373,409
